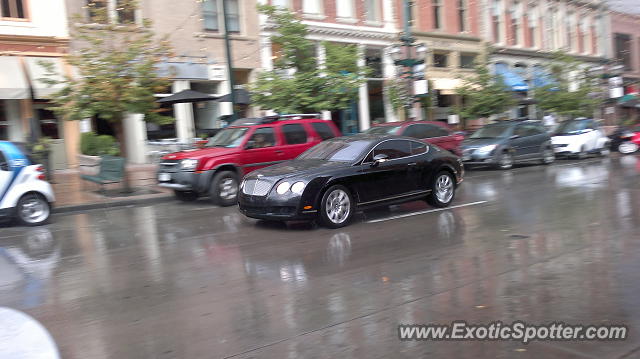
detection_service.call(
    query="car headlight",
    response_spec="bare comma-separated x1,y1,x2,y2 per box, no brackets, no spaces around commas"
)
276,182,291,195
180,159,198,170
291,181,306,195
476,144,497,155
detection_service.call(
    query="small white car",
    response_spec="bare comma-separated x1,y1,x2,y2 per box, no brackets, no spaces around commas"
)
0,141,55,226
551,118,610,159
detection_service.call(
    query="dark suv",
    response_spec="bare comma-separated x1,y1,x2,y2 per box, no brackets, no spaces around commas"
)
460,120,555,169
157,115,341,206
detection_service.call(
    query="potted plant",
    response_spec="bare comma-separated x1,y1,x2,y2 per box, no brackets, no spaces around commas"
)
78,132,120,174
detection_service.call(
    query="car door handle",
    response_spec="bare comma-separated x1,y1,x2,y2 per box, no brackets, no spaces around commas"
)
275,150,284,154
408,162,417,166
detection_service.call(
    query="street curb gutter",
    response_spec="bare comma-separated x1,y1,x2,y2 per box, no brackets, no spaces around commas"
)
52,195,174,215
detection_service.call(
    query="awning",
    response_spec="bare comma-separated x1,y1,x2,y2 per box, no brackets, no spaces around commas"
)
495,63,529,92
431,78,462,95
24,57,66,99
156,89,218,105
0,56,29,99
217,88,251,105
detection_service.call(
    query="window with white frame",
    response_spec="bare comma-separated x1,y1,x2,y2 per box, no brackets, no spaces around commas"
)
365,0,381,22
203,0,240,33
272,0,290,9
566,12,575,52
336,0,355,19
1,0,26,19
86,0,137,24
432,0,442,30
492,0,503,44
510,1,522,46
580,18,589,53
457,0,467,32
528,5,537,48
303,0,322,15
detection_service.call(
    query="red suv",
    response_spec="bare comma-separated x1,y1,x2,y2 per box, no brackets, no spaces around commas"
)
157,115,341,206
364,121,464,155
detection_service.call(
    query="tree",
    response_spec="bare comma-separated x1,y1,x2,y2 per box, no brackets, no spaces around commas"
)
250,5,367,114
533,51,602,119
455,59,516,123
42,0,172,191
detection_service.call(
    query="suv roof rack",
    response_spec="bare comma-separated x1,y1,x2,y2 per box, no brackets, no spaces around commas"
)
231,114,321,126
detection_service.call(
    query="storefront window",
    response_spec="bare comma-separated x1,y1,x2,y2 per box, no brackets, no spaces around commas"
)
37,108,60,139
191,82,220,133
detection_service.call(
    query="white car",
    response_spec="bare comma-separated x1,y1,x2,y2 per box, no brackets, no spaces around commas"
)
551,118,610,159
0,141,55,226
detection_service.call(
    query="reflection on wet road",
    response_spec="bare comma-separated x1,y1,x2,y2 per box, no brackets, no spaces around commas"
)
1,156,640,358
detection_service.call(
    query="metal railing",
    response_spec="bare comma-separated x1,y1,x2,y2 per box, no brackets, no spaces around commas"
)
146,138,202,163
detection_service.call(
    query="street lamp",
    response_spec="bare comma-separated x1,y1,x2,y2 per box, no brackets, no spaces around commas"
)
391,0,427,119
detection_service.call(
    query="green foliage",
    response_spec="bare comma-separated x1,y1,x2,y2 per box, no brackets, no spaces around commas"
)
455,60,516,120
41,1,174,149
80,132,120,156
250,5,367,113
533,52,603,118
384,78,412,112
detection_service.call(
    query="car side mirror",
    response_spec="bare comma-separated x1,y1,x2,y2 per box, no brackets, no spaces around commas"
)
0,162,8,171
245,140,255,149
371,154,389,167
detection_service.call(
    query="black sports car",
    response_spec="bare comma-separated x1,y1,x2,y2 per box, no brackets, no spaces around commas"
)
238,134,464,228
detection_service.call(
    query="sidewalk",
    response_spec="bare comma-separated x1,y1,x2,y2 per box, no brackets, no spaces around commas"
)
50,164,174,213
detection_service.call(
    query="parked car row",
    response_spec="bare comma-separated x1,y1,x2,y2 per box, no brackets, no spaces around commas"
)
154,115,630,229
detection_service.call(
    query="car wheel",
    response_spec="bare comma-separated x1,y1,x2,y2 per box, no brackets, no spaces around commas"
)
319,185,354,229
540,148,555,165
174,190,199,202
577,146,588,159
619,141,639,154
496,152,513,170
16,193,50,226
209,171,239,207
426,171,456,208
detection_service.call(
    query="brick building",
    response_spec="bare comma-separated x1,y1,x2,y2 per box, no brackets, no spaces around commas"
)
610,11,640,123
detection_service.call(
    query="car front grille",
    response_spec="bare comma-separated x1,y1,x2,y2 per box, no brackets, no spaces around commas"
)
243,206,296,216
159,160,180,172
242,178,273,196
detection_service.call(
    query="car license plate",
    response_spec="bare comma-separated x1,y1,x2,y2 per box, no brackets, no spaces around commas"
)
158,173,171,182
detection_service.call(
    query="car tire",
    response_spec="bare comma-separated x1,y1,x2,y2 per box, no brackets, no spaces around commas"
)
319,185,354,229
540,147,555,165
16,193,50,226
576,146,588,159
209,171,239,207
174,190,199,202
426,171,456,208
619,141,639,154
496,151,513,170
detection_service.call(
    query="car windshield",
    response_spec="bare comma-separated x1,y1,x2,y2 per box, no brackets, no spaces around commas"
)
469,124,512,139
364,126,402,135
298,140,372,162
206,127,249,148
554,121,587,135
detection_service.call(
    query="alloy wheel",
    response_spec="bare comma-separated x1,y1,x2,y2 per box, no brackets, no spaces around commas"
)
499,153,513,169
325,189,351,224
18,194,49,225
435,174,454,204
219,178,238,201
619,142,639,154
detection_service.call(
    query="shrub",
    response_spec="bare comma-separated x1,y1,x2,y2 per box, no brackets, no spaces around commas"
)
80,132,120,156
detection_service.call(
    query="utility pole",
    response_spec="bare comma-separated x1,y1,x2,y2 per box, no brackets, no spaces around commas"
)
222,0,237,122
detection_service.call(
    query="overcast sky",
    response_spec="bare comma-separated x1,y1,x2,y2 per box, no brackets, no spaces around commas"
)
606,0,640,14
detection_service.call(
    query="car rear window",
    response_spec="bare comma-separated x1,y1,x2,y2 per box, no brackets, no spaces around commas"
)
311,122,335,140
404,124,449,139
282,124,309,144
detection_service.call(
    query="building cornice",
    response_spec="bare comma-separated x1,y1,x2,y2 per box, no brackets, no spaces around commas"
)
492,47,606,63
262,22,399,41
412,31,482,43
0,34,69,45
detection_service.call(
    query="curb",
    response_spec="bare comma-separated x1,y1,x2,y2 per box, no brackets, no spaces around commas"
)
52,195,174,215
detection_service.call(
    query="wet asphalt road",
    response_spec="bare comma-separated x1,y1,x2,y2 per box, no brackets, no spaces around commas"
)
1,155,640,359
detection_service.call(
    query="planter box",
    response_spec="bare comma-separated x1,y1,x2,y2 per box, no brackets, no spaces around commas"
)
77,154,101,175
